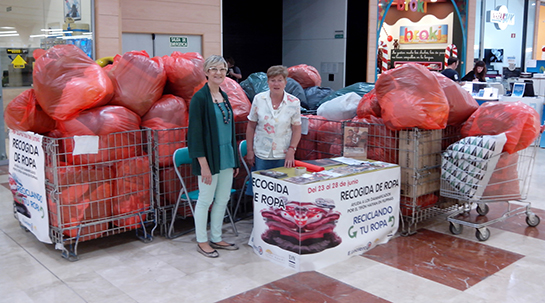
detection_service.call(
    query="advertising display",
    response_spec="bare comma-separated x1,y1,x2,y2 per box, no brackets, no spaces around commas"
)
249,166,400,271
8,130,51,244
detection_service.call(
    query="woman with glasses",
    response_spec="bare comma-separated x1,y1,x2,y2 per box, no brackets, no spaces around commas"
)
187,55,240,258
245,65,302,196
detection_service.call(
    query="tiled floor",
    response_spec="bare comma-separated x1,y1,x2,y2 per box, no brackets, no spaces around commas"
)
2,149,545,303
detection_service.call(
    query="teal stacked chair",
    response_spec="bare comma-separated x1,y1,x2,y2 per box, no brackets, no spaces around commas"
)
167,147,238,239
234,140,251,219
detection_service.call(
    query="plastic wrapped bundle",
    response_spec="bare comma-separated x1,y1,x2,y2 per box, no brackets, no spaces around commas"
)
57,106,142,164
296,115,328,160
375,63,449,130
285,78,307,105
317,92,359,121
4,89,56,134
108,50,167,116
304,86,334,110
220,77,252,121
433,73,478,126
288,64,322,89
113,156,151,228
356,88,381,119
240,72,269,101
461,101,540,154
316,121,343,158
142,94,188,167
33,44,113,121
163,52,207,105
317,82,375,109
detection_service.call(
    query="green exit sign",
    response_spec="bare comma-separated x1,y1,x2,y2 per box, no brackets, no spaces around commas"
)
170,36,188,48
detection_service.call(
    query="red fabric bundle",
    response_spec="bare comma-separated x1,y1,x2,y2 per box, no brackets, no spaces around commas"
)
296,115,327,160
57,106,142,164
376,63,449,130
220,77,252,121
356,88,381,119
316,121,343,158
108,50,167,116
483,153,520,199
33,44,113,121
113,156,151,227
461,101,540,154
5,89,56,134
433,73,478,126
45,161,114,186
288,64,322,89
163,52,207,105
142,94,188,167
350,116,398,163
294,160,325,172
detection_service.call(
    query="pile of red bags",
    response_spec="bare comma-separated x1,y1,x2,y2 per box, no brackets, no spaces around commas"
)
433,73,478,126
316,121,343,158
296,115,327,160
350,116,398,163
220,77,252,121
288,64,321,89
33,44,114,121
113,156,151,228
4,89,56,133
356,88,381,120
482,153,521,199
461,101,540,154
108,50,167,116
163,51,207,105
375,63,449,130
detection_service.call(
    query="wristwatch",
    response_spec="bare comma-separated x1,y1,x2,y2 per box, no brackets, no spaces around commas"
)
288,146,296,151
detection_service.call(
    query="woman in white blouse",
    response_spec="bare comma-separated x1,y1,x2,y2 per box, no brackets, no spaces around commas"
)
246,65,302,181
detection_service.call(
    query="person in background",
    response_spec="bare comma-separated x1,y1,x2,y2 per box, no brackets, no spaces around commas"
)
461,60,487,82
245,65,302,195
187,55,240,258
226,57,242,83
441,57,459,81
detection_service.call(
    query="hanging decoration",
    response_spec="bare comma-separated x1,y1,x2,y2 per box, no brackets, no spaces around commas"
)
445,44,458,66
379,41,389,73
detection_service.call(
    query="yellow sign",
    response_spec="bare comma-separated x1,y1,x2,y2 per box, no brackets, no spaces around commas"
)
12,55,27,68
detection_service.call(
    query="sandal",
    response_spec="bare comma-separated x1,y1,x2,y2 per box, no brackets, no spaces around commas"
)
210,241,239,251
197,244,219,258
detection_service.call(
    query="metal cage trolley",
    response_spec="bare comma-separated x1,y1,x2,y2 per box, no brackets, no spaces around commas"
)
440,136,541,241
44,129,155,260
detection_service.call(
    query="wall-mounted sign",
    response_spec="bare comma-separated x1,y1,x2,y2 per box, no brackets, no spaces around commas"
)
487,5,515,30
11,55,27,68
6,49,28,54
399,25,448,44
391,49,444,71
170,36,188,48
396,0,427,13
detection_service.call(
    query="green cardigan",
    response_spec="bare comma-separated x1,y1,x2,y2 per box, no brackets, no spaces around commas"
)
187,83,240,176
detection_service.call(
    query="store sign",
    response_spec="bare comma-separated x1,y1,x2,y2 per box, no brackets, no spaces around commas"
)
391,49,444,71
399,25,448,44
396,0,427,13
11,55,27,68
487,5,515,30
170,36,188,48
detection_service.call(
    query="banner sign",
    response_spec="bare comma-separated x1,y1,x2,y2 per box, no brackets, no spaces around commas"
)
391,48,444,71
249,166,400,271
9,130,51,244
399,24,448,44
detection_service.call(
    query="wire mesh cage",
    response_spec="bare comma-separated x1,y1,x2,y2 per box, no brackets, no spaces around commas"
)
44,129,155,261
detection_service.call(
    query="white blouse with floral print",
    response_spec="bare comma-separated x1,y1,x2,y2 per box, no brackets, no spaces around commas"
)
248,91,302,160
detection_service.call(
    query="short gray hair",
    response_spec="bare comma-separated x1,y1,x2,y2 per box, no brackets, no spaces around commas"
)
267,65,288,79
204,55,227,72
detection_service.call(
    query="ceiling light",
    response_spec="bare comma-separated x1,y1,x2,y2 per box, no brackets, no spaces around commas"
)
0,31,17,34
0,33,19,37
0,26,15,29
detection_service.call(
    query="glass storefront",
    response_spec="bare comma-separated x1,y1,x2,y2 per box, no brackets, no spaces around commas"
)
0,0,94,162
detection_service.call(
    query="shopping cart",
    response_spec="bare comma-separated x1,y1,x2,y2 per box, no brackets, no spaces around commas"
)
440,136,541,241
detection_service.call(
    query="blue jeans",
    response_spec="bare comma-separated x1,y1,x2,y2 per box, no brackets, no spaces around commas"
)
245,157,285,196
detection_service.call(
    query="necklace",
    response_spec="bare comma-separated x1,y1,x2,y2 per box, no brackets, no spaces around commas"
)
215,98,231,124
272,101,281,110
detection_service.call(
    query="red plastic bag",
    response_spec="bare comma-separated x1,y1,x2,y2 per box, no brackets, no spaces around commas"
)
376,63,449,130
433,73,478,126
4,89,56,134
356,88,381,119
142,94,189,167
296,115,327,160
288,64,322,89
113,156,151,227
33,44,113,121
163,52,207,105
57,106,142,164
108,50,167,116
461,101,540,154
350,116,398,163
316,121,343,158
482,153,520,199
220,77,252,121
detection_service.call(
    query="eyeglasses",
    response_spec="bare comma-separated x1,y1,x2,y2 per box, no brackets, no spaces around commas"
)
208,67,228,74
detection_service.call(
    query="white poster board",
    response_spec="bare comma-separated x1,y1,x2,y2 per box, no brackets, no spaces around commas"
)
8,130,51,244
249,166,400,271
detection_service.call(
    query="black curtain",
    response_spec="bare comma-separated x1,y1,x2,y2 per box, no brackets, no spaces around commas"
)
346,0,370,84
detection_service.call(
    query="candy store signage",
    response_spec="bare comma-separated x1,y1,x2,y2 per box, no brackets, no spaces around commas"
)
396,0,428,13
399,25,448,44
487,5,515,30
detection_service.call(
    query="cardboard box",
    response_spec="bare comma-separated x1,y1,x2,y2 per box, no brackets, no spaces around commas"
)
400,167,440,197
398,129,442,169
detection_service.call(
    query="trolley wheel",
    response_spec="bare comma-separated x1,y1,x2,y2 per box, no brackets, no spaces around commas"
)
526,214,541,227
476,203,489,216
137,233,153,243
449,222,463,235
61,250,79,262
475,228,490,241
